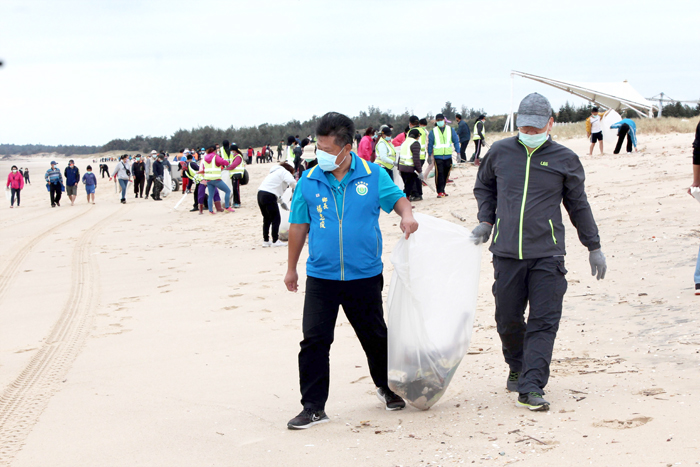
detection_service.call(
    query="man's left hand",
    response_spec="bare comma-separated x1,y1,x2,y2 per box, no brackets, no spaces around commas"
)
400,215,419,239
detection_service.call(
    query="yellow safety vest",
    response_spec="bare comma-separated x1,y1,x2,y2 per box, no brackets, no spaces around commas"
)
473,121,485,140
432,126,453,156
412,126,428,160
399,138,419,167
231,153,245,175
374,138,396,169
286,146,296,165
203,155,221,180
187,162,203,183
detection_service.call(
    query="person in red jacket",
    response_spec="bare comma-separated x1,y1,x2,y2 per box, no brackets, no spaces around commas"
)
357,127,375,161
6,165,25,208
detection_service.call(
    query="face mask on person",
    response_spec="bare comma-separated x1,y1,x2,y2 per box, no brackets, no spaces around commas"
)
437,120,445,128
316,147,347,172
12,169,17,173
385,136,391,141
518,130,549,148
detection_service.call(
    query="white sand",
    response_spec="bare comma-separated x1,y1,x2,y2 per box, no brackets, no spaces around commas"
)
0,133,699,466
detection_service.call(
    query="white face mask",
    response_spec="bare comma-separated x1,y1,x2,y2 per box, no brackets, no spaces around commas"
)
12,169,17,173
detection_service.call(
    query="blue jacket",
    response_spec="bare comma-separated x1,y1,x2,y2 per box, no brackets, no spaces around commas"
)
82,172,97,186
45,167,63,185
456,119,471,142
611,119,637,147
300,156,384,281
427,126,461,159
64,166,80,185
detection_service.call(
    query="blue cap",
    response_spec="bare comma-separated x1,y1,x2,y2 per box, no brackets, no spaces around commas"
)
50,161,57,165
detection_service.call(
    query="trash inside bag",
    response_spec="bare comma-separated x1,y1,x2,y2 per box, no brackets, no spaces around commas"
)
278,187,293,241
387,212,482,410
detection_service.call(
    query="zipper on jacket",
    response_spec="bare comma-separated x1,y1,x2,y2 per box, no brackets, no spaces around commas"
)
493,218,501,244
549,219,557,244
517,140,547,260
331,184,348,281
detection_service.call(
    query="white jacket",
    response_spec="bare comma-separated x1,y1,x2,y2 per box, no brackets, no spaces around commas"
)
258,165,296,197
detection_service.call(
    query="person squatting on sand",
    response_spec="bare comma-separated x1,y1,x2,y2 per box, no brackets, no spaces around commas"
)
284,111,419,430
472,93,607,412
257,162,296,247
6,165,24,208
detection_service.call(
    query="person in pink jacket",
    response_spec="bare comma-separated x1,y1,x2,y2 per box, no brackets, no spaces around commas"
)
197,145,239,214
6,165,25,208
357,127,375,162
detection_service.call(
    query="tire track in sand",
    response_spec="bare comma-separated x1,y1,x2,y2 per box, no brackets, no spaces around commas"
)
0,206,130,465
0,208,92,306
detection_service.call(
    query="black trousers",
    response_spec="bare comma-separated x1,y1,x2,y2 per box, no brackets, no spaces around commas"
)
145,175,154,197
152,178,163,199
410,160,425,197
134,176,145,197
492,255,568,395
11,188,20,206
434,158,452,194
49,183,62,206
299,274,388,411
192,183,200,209
232,178,241,205
257,190,280,242
614,124,632,154
470,139,483,161
400,171,417,198
459,140,469,162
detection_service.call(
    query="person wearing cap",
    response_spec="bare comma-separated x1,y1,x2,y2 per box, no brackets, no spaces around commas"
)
470,115,486,166
111,154,133,204
284,111,417,430
374,127,397,180
427,113,460,198
455,114,472,163
472,92,607,412
398,129,423,200
64,159,80,206
132,154,146,198
45,161,63,207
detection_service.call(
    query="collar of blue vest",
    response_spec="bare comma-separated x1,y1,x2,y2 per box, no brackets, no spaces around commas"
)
306,152,372,186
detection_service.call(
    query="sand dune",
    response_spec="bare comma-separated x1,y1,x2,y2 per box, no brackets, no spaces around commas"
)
1,132,699,466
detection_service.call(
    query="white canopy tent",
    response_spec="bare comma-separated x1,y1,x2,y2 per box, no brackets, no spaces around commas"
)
505,71,658,131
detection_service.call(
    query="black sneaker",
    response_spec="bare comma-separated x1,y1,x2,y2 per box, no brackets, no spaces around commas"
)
287,409,329,430
516,392,550,412
506,371,520,392
190,208,198,212
376,387,406,411
695,284,700,296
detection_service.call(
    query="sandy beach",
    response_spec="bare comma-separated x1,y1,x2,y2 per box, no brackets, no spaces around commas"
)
1,131,699,466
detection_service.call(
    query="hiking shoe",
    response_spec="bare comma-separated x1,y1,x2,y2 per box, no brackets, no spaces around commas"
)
516,392,550,412
695,284,700,296
287,409,329,430
376,387,406,411
506,371,520,392
262,241,271,248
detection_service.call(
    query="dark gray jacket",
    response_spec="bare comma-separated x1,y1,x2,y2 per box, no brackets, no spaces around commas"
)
474,136,601,260
456,119,471,142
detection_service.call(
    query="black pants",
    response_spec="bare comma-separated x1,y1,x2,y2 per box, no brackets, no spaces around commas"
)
299,274,388,411
470,140,483,161
145,175,154,197
257,190,280,242
134,176,145,197
459,140,469,162
49,183,62,206
492,255,568,395
410,160,425,197
152,178,163,200
232,178,241,205
434,158,452,194
24,175,30,184
614,124,632,154
400,171,417,199
11,188,20,206
192,183,200,209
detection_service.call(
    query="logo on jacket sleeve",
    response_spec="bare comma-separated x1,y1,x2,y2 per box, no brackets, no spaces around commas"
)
355,181,369,196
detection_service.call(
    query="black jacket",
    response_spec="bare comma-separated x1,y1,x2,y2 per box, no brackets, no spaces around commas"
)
153,160,164,178
132,161,145,178
474,136,601,260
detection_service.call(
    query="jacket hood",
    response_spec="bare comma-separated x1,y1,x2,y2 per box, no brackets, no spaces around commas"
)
205,153,216,163
269,165,284,175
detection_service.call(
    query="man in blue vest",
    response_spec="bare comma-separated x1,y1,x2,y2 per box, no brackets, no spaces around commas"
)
285,111,419,430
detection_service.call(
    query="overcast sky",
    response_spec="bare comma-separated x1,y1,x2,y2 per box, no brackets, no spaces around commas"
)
1,0,698,146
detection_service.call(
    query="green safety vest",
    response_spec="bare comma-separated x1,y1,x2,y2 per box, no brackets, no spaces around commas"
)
203,155,222,180
286,146,296,165
231,153,245,175
399,137,419,167
432,126,453,156
473,121,485,140
187,162,203,183
374,138,396,169
411,126,428,160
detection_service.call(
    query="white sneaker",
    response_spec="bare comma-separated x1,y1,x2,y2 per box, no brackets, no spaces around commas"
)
272,240,287,247
262,241,272,248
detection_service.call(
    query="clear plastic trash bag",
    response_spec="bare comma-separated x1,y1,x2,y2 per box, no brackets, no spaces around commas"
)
161,170,172,198
387,212,482,410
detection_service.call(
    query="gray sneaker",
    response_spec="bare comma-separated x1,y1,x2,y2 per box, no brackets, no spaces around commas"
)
506,371,520,392
516,392,550,412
